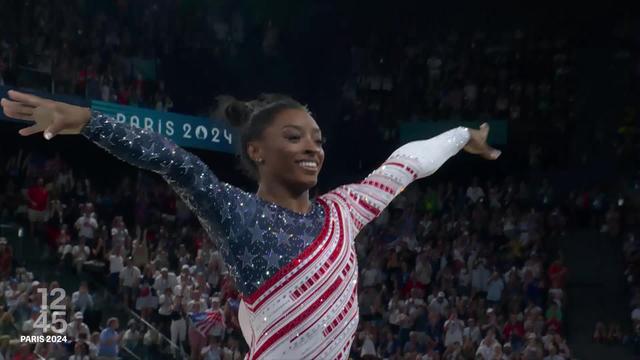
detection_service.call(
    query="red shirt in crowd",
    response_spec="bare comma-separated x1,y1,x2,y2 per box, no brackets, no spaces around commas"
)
401,276,426,297
0,247,12,277
12,352,35,360
548,261,567,288
27,185,48,211
546,318,562,334
503,321,525,340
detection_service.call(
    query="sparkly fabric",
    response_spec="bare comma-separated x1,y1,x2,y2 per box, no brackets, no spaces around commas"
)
82,111,470,359
82,111,325,295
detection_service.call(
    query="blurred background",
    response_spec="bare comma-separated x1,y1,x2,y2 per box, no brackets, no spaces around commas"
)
0,0,638,359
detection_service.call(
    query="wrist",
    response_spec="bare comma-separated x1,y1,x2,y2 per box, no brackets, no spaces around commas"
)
80,108,92,128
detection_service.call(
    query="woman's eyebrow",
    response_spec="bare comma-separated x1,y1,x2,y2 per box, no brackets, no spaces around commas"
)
281,125,322,134
281,125,302,131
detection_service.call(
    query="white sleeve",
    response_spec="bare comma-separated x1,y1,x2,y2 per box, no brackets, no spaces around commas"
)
322,127,469,231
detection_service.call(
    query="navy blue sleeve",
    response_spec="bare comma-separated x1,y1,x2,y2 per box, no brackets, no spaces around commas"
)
81,111,249,257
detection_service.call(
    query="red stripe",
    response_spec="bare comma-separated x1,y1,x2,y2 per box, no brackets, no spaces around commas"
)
259,203,349,338
310,310,358,360
290,207,347,299
358,198,380,216
333,191,365,229
323,283,357,336
347,192,376,220
252,276,344,359
296,257,357,341
362,179,395,195
357,181,389,204
384,161,418,179
244,199,331,308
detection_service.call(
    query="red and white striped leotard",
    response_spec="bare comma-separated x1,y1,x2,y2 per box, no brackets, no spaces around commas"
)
238,127,470,359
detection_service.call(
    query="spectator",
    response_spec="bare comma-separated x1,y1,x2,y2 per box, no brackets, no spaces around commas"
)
429,291,450,317
0,239,12,280
67,312,90,341
119,257,141,308
69,342,90,360
110,216,130,250
476,329,501,359
12,344,36,360
75,203,98,243
27,177,48,238
71,237,90,273
464,317,482,345
154,267,178,295
547,257,568,289
444,311,465,348
97,317,120,360
108,246,124,295
122,320,142,353
486,272,505,307
208,297,225,339
71,282,94,314
170,300,188,357
201,335,223,360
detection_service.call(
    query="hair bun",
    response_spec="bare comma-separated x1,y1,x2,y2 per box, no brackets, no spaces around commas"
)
225,101,253,128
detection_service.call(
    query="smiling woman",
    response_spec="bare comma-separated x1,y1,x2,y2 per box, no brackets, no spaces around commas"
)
0,89,499,359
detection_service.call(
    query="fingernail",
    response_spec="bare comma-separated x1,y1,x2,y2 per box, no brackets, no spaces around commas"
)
44,132,52,140
493,150,502,159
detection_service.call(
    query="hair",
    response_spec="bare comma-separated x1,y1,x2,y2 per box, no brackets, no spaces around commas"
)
225,94,309,181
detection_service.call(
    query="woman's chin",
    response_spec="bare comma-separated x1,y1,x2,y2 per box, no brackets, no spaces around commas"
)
290,176,318,191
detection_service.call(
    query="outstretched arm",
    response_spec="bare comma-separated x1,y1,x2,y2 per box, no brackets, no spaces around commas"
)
323,125,499,231
1,90,248,254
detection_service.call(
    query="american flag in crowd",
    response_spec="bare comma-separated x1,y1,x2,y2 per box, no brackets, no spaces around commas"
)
190,311,225,336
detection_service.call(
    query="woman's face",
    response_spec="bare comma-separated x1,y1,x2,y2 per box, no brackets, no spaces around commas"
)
250,109,325,193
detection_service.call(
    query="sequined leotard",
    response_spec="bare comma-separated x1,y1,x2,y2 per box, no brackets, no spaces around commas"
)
82,112,470,359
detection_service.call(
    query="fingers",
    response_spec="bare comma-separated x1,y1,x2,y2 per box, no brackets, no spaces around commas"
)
482,146,502,160
1,98,36,121
479,123,490,141
7,90,45,107
18,124,44,137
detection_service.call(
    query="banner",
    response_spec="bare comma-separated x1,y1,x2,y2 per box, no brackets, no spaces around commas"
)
91,101,237,154
399,120,508,145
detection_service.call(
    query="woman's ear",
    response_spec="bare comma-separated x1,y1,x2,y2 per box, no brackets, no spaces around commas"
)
247,142,264,164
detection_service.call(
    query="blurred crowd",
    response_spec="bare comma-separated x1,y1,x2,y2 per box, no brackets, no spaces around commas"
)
0,144,581,360
0,1,639,360
614,175,640,358
340,27,575,148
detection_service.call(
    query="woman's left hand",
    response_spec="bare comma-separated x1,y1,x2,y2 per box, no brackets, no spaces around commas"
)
463,123,501,160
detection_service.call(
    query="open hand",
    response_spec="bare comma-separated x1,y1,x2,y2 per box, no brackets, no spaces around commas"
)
1,90,92,140
463,123,501,160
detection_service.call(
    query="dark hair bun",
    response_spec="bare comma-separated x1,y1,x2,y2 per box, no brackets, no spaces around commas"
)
225,100,253,128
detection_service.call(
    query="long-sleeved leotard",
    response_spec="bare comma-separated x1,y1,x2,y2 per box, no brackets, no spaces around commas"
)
81,111,470,359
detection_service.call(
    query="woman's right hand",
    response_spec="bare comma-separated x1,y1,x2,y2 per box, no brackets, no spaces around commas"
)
1,90,92,140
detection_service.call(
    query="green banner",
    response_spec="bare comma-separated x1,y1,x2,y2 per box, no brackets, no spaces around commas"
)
91,101,237,154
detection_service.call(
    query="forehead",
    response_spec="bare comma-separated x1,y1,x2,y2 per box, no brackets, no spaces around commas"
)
269,108,320,132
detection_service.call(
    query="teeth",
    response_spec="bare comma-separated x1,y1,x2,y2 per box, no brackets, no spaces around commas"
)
298,161,318,169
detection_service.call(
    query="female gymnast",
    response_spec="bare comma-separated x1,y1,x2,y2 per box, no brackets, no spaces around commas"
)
1,90,500,359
